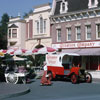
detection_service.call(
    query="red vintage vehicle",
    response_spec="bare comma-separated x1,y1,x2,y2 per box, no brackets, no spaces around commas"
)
46,53,92,84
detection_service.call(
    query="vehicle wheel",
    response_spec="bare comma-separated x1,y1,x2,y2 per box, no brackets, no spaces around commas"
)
85,73,92,83
6,73,18,84
71,74,78,84
47,71,53,80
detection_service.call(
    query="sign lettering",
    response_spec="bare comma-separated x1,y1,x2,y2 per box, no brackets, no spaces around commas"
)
52,41,100,49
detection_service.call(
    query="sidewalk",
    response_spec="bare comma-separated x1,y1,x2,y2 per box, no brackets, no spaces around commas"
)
93,78,100,83
0,82,30,99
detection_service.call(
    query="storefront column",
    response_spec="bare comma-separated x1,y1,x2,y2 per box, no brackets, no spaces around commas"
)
81,56,87,69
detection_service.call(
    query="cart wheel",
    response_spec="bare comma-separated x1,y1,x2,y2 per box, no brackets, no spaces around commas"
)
85,73,92,83
6,73,18,84
71,74,78,84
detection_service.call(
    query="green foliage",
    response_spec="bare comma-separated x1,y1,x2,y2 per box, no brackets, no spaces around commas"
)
23,9,33,18
0,13,9,49
35,54,45,67
15,55,45,68
23,13,28,18
17,55,35,66
28,10,33,14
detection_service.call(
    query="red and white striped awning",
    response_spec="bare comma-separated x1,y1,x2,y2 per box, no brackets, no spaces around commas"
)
0,47,56,56
24,47,56,55
0,49,27,55
36,47,56,54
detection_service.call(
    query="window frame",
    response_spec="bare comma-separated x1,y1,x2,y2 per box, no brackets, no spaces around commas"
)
8,29,11,38
96,24,100,39
62,2,65,12
36,21,39,34
40,17,43,34
76,26,81,41
85,25,91,40
57,29,61,42
66,27,71,41
44,20,46,33
12,29,17,38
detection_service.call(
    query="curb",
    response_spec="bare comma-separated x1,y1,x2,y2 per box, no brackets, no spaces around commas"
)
0,86,30,100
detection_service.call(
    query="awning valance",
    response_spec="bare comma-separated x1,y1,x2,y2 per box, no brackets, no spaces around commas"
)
62,48,100,56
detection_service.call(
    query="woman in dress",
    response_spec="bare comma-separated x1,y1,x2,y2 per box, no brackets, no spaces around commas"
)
40,61,52,86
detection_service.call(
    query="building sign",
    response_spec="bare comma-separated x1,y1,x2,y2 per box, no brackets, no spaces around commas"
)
46,55,62,67
46,55,58,65
52,41,100,49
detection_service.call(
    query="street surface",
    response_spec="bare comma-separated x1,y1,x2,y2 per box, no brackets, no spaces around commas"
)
5,79,100,100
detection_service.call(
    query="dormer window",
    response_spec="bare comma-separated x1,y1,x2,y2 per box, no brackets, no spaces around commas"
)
92,0,95,5
62,3,65,11
88,0,98,8
60,0,68,14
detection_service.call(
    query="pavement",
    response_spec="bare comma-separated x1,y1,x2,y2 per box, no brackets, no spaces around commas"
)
92,78,100,83
0,82,30,100
0,78,100,100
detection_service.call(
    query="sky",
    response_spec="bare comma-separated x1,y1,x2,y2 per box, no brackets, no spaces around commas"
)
0,0,53,20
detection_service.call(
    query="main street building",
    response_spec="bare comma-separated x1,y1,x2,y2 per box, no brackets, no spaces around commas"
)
8,3,52,50
50,0,100,77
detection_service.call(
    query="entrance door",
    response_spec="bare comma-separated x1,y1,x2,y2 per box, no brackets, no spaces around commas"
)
90,56,98,70
86,56,98,70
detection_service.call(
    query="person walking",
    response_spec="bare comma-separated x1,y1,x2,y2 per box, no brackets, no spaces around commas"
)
40,61,52,86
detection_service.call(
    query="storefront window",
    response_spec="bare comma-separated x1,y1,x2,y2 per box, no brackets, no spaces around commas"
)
86,56,98,70
12,29,17,38
90,56,98,70
86,25,91,40
76,26,81,40
96,24,100,39
57,29,61,42
67,27,71,41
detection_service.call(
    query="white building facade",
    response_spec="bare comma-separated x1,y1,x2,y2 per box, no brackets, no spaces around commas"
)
8,16,26,49
8,3,52,50
25,3,52,50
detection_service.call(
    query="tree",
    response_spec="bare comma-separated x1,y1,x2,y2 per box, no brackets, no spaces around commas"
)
28,10,33,14
0,13,9,49
23,9,33,18
0,25,3,49
23,12,28,18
